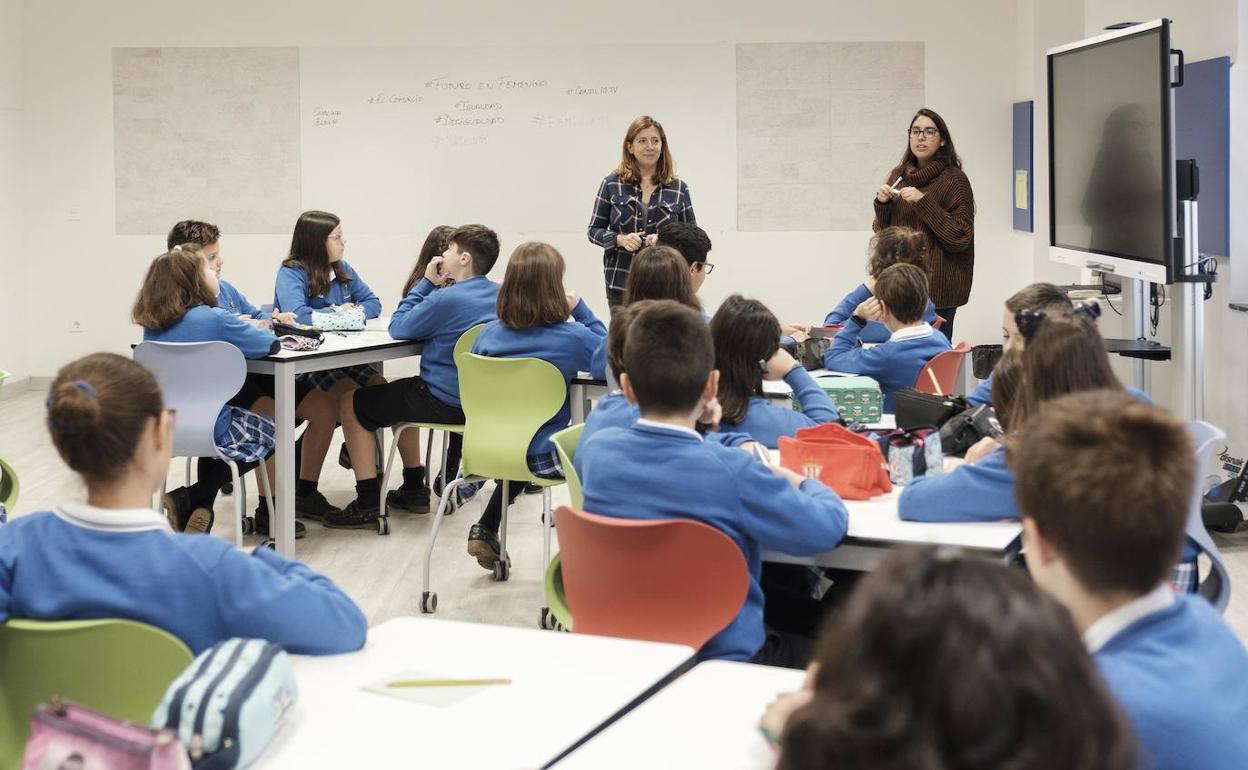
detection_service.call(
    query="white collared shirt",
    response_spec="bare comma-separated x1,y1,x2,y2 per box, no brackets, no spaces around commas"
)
1083,583,1176,653
54,502,172,534
635,419,704,441
889,322,935,343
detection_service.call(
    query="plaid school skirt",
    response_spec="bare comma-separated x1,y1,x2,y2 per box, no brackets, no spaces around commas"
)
214,406,277,464
527,451,564,479
299,364,380,392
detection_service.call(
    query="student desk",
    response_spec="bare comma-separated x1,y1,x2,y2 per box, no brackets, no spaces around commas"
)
571,374,607,423
763,485,1021,571
555,660,798,769
245,319,421,556
252,617,695,770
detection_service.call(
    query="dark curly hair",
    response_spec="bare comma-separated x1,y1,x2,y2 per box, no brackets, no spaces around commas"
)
778,548,1136,770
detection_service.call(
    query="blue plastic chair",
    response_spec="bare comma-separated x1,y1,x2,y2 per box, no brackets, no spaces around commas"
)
1187,421,1231,613
134,341,275,546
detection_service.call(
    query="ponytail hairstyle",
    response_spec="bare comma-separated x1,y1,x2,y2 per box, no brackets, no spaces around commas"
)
46,353,165,484
283,210,350,298
403,224,455,296
866,226,928,279
131,245,217,331
711,295,782,425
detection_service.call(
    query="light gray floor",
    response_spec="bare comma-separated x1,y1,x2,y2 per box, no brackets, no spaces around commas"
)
4,385,1248,642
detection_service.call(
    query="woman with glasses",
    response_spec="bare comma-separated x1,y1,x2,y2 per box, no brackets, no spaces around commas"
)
587,115,697,309
873,108,975,339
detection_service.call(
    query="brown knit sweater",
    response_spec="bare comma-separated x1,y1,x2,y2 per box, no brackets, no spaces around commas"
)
873,161,976,308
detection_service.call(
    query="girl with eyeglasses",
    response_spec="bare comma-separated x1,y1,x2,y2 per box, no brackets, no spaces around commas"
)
873,108,975,340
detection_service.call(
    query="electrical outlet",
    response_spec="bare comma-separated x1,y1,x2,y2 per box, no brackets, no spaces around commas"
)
69,320,85,334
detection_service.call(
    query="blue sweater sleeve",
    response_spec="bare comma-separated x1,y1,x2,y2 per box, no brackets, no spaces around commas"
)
898,449,1017,522
387,278,442,340
342,262,382,319
0,531,13,623
730,455,849,555
706,431,754,448
216,310,280,359
570,299,608,369
966,375,994,407
210,545,367,655
784,366,839,422
589,338,608,381
274,267,316,325
823,318,887,375
235,288,264,320
923,300,938,326
824,283,871,326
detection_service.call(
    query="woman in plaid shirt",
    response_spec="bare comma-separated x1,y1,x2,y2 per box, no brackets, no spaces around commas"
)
587,115,696,308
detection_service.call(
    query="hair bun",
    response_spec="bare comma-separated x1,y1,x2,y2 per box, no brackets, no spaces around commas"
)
47,379,102,437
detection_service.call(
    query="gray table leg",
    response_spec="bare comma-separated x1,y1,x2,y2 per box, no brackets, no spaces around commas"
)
275,364,297,557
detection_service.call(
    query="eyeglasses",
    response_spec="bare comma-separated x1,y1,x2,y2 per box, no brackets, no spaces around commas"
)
1015,301,1102,341
697,261,715,275
908,128,940,139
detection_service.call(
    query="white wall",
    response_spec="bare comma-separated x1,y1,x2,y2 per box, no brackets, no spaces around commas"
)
0,0,26,383
14,0,1025,380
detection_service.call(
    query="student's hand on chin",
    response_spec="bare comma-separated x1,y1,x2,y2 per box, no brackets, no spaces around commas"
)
764,348,798,380
854,297,883,321
565,290,581,313
759,689,813,748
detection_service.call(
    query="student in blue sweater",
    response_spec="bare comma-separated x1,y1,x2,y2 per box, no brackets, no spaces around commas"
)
819,226,938,343
167,220,341,523
0,353,366,655
578,300,849,666
274,209,386,401
823,262,951,411
965,282,1073,407
1014,390,1248,770
589,244,701,383
133,246,322,539
770,548,1136,769
712,295,839,448
465,242,607,568
326,225,502,527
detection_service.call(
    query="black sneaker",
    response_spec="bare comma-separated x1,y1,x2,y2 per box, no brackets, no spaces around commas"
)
185,507,214,534
296,491,341,521
521,483,543,495
254,504,307,539
161,488,192,531
323,499,380,529
467,524,501,570
386,486,431,514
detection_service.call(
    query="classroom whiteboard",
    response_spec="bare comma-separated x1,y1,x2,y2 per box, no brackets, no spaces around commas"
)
112,43,922,236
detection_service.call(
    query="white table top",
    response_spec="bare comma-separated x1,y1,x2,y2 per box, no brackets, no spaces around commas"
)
556,661,800,770
260,317,417,361
254,617,694,770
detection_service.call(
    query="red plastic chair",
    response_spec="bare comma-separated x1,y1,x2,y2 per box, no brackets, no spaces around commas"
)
916,341,971,395
553,505,749,650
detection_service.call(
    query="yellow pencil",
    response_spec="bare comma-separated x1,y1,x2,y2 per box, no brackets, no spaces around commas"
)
386,678,511,688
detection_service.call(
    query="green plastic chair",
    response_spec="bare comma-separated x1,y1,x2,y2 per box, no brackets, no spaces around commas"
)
0,618,194,768
0,369,9,392
550,424,585,509
379,324,488,527
0,455,18,517
543,553,573,631
421,352,567,627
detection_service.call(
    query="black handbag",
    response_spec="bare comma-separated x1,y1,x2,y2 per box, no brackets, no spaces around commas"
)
781,337,830,371
894,388,966,431
272,320,324,341
939,404,1004,458
971,344,1004,380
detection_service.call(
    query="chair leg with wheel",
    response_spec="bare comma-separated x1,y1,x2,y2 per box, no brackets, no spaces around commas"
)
421,474,476,614
538,486,553,626
494,480,511,583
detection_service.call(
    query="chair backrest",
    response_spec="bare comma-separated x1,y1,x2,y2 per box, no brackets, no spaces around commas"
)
1187,421,1231,612
0,618,194,768
0,455,19,514
554,505,749,649
457,353,568,481
550,424,585,507
915,340,971,395
134,340,247,458
543,553,574,631
453,323,487,361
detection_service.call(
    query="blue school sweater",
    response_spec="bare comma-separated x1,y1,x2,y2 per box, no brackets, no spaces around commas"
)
472,299,606,458
718,367,839,449
1095,593,1248,769
388,276,500,408
142,305,279,444
274,260,382,324
899,445,1015,522
824,283,938,344
578,421,849,661
217,279,269,320
578,392,753,467
823,319,951,411
0,505,367,655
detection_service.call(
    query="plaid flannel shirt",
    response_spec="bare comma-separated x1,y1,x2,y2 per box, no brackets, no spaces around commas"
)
587,172,696,291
